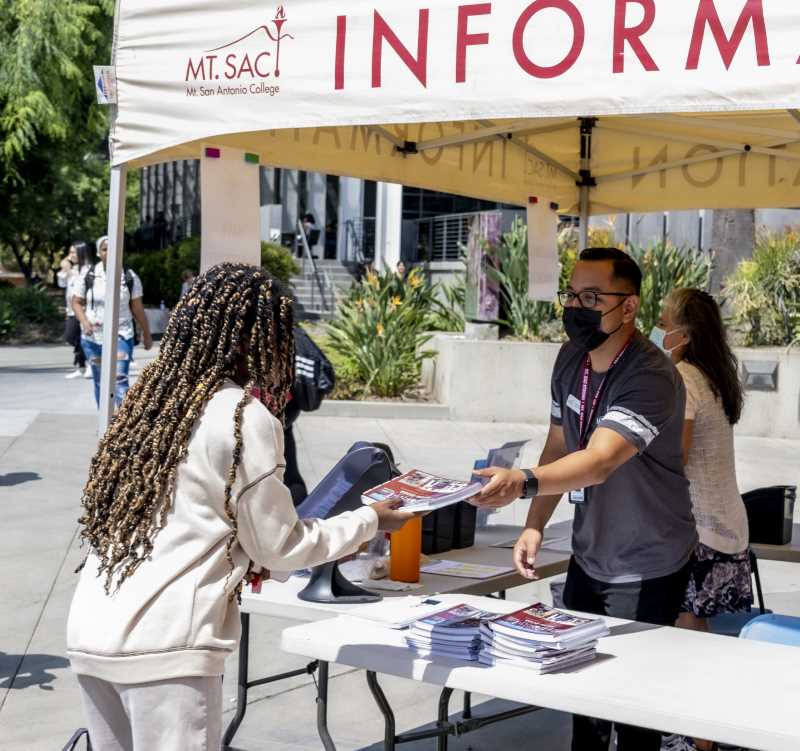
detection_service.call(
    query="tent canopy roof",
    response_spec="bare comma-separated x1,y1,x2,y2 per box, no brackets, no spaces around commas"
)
113,0,800,213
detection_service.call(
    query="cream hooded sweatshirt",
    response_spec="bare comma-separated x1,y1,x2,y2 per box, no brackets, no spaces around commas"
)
67,381,378,684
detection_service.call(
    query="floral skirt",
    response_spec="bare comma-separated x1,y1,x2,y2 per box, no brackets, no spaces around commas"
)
681,542,753,618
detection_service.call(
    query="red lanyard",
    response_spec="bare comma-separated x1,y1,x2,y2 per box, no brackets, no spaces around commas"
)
578,337,633,449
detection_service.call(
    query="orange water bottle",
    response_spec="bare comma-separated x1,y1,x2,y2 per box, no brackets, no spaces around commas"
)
390,516,422,583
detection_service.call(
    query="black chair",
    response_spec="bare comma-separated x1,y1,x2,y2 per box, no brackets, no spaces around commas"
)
709,484,798,636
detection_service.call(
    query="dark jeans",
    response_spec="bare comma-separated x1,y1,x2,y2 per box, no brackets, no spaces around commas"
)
562,556,692,751
64,317,86,369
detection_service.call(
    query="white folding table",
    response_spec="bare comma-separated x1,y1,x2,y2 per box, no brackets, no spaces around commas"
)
224,525,572,748
282,593,800,751
228,520,800,748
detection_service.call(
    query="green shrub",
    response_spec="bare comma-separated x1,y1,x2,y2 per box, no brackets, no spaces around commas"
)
488,219,556,340
484,220,711,341
310,333,366,400
427,276,466,332
724,229,800,346
0,298,17,340
0,285,62,342
627,242,713,336
327,267,435,397
0,285,61,324
261,243,300,286
126,237,299,307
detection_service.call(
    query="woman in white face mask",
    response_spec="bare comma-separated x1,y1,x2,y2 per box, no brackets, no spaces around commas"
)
654,289,751,751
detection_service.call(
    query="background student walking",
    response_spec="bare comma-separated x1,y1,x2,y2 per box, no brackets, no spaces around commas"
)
57,242,92,379
72,236,152,407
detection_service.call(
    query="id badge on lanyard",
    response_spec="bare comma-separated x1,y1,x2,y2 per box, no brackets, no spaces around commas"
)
569,488,586,504
570,338,633,504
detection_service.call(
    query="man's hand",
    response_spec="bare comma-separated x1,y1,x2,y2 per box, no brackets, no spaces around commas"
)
142,331,153,350
469,467,526,509
80,319,95,336
513,528,543,580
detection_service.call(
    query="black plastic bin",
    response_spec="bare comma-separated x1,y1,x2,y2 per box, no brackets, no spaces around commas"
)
422,502,477,555
742,485,796,545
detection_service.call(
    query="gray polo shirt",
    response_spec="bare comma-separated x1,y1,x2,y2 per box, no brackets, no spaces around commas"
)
550,331,697,583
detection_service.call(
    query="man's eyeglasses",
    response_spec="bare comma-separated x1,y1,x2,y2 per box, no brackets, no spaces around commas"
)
558,290,631,309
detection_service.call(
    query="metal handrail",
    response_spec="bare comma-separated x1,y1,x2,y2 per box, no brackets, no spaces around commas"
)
297,220,330,312
344,218,366,264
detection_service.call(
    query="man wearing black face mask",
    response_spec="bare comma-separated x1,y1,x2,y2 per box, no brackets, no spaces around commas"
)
472,248,696,751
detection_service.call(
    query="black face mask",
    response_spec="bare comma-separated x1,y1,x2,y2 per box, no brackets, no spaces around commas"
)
563,301,627,353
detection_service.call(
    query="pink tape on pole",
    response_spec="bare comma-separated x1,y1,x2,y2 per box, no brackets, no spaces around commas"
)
205,147,221,158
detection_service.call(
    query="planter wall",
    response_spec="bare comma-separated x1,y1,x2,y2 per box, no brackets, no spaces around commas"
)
422,334,800,439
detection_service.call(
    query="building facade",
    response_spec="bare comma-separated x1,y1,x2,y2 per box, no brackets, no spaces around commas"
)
137,160,800,269
136,161,513,268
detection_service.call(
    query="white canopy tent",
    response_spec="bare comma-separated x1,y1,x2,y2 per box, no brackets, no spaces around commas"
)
98,0,800,427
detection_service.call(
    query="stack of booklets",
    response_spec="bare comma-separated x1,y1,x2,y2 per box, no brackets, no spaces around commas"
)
404,604,494,661
478,602,608,674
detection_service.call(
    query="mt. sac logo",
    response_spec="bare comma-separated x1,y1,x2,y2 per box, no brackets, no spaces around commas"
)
184,5,293,98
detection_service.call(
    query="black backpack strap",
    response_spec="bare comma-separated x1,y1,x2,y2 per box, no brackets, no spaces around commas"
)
84,269,95,309
124,268,135,296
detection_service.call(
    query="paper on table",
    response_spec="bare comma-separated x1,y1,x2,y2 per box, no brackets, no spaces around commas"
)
345,594,463,629
420,559,514,580
364,579,423,592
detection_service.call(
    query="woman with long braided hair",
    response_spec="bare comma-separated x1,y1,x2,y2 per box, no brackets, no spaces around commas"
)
67,263,412,751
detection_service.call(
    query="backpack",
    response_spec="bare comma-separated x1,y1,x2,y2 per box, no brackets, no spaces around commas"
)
84,267,139,344
289,325,335,416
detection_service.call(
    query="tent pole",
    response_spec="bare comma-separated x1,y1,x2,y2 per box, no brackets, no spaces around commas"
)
577,118,596,250
578,185,590,250
98,165,128,434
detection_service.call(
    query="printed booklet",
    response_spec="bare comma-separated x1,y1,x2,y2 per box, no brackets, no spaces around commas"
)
361,441,528,513
405,603,491,661
361,469,482,512
486,602,609,644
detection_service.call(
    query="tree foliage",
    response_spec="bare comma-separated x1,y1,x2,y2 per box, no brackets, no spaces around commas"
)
0,0,115,281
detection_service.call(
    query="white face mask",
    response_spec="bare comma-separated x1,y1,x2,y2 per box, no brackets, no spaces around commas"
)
650,326,686,355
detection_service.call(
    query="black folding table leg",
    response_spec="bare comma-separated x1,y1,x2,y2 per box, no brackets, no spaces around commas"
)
366,670,397,750
316,660,337,751
436,687,454,751
462,691,472,719
222,612,250,749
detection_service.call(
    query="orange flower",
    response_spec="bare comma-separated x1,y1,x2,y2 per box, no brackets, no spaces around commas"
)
390,295,402,307
376,323,385,336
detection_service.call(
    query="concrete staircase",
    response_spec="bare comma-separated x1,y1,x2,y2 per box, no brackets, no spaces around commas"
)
290,259,358,320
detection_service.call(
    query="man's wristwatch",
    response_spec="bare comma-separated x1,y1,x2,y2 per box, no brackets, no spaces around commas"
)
520,469,539,499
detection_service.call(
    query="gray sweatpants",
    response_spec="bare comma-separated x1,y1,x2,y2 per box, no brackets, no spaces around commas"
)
76,674,222,751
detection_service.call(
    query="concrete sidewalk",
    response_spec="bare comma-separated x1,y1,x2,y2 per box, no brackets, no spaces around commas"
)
1,344,799,750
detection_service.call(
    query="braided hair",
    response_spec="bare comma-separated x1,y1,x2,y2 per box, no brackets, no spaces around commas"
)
78,263,295,593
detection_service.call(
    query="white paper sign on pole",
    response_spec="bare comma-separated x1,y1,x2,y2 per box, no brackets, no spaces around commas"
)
93,65,117,105
527,199,559,302
200,146,261,273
